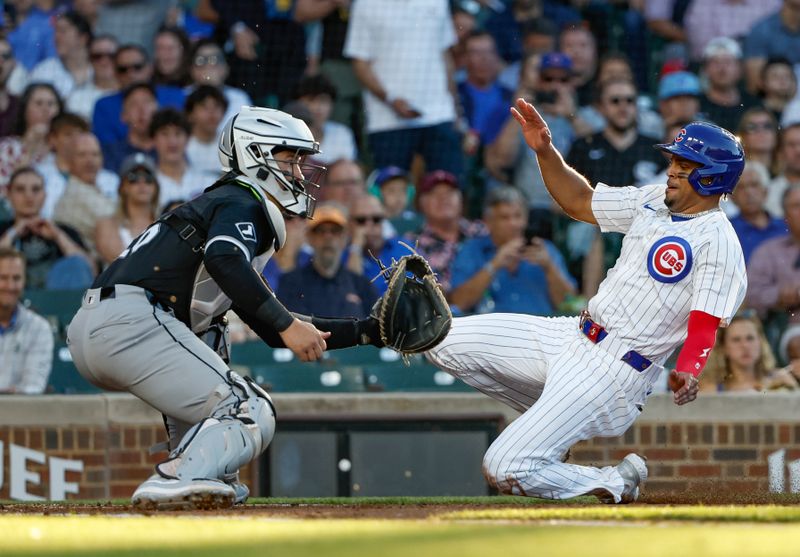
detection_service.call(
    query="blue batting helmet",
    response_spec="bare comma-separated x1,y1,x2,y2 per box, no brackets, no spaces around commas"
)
655,121,745,196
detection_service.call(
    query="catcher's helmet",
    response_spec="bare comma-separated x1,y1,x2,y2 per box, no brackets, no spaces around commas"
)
655,121,745,196
218,107,325,217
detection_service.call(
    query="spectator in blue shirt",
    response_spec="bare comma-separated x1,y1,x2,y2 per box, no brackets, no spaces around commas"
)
744,0,800,94
449,186,576,316
345,193,409,295
457,31,513,150
729,160,788,263
92,44,185,144
8,2,56,71
278,204,378,318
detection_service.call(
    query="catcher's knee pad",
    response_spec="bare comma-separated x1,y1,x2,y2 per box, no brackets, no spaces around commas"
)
155,373,276,481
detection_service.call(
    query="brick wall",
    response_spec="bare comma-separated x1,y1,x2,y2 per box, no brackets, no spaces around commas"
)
1,393,798,500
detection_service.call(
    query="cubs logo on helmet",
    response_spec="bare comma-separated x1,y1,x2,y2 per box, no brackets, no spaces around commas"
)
647,236,693,283
674,128,686,142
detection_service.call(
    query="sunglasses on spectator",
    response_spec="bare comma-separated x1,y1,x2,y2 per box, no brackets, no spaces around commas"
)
353,215,384,225
0,51,13,61
126,171,155,184
541,75,571,84
91,51,115,62
607,96,636,106
117,62,146,74
743,121,773,132
194,54,222,67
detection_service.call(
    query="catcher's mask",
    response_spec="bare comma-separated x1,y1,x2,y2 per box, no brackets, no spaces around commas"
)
219,107,326,217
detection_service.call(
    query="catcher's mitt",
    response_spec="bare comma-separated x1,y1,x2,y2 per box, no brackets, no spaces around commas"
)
373,252,452,355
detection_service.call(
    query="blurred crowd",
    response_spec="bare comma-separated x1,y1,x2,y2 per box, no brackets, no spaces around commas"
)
0,0,799,394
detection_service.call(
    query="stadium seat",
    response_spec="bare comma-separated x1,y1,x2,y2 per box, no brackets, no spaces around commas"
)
362,360,473,393
48,343,102,394
23,289,83,336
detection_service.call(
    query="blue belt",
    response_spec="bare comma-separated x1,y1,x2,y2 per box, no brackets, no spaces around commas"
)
579,313,652,372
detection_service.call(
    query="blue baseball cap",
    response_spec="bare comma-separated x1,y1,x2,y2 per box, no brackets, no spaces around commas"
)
540,52,573,73
373,166,408,188
658,71,701,100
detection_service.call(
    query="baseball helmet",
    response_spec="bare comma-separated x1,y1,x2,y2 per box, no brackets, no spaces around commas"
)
655,121,745,196
218,106,325,217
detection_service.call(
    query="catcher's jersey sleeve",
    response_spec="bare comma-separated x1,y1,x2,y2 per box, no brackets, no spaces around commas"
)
591,183,664,234
204,198,271,262
690,221,747,325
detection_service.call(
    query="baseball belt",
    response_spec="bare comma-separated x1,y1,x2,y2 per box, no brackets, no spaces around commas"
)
579,311,652,372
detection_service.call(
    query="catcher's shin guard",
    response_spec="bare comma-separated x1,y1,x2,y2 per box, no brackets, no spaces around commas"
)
155,373,276,484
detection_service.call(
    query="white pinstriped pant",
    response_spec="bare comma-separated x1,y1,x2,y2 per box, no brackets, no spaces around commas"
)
426,313,657,502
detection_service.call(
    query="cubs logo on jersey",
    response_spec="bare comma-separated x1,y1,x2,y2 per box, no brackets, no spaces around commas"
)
647,236,693,283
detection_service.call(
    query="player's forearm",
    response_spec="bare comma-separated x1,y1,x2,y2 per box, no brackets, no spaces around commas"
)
535,144,596,224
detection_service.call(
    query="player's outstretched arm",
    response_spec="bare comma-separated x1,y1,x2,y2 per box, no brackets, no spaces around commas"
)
510,98,597,224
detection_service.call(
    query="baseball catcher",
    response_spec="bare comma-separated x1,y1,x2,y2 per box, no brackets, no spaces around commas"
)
67,106,449,510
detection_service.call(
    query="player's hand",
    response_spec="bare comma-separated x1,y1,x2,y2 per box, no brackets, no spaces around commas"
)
668,370,699,406
279,319,331,362
510,98,552,152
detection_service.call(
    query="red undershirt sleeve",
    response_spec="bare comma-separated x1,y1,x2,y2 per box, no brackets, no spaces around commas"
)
675,310,722,377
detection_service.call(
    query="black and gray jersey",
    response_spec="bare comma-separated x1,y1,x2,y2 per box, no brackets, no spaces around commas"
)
93,176,287,332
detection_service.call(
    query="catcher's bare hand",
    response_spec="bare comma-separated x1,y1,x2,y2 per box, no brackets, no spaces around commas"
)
510,98,553,152
668,370,699,406
280,319,330,362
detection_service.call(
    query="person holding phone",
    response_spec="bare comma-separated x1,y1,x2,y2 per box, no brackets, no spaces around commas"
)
448,185,576,316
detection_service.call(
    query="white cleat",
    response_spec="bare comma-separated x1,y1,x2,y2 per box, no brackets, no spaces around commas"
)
593,453,648,504
132,475,236,511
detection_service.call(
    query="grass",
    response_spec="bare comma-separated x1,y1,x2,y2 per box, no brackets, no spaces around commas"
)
3,497,800,556
2,516,800,557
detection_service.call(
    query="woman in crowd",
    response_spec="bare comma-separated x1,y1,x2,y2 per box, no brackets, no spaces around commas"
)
0,82,62,186
153,26,191,88
95,155,160,265
699,313,799,393
737,107,780,177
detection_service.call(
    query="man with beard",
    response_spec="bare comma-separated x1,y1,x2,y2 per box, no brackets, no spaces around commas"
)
277,204,378,318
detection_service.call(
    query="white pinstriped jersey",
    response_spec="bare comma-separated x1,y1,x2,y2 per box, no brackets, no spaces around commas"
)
588,183,747,362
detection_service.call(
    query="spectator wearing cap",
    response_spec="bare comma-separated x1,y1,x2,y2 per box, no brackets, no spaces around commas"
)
184,86,228,183
95,154,161,265
457,31,513,155
346,194,409,296
54,132,116,257
729,160,788,264
150,108,207,207
657,71,703,132
0,247,53,394
485,51,576,215
0,167,94,290
449,186,575,316
371,166,422,237
410,169,487,293
277,204,378,318
699,38,760,132
744,0,800,95
92,44,185,145
102,83,159,174
292,74,357,165
36,112,119,220
30,11,93,100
